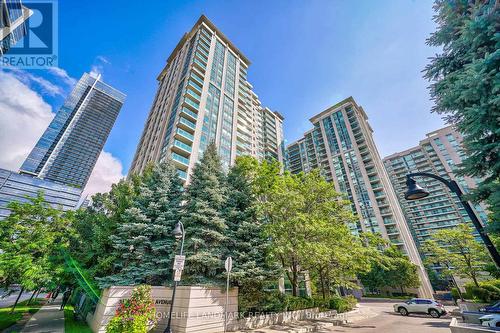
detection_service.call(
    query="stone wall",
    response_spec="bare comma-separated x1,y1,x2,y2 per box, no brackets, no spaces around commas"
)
226,308,338,331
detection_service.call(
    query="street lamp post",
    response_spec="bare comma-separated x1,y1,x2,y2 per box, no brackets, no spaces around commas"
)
404,172,500,268
164,222,185,333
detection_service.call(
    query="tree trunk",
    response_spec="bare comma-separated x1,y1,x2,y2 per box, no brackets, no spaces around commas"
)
10,287,25,313
27,289,37,305
472,274,480,287
320,270,326,300
400,286,404,295
291,256,299,297
292,274,298,296
320,275,326,299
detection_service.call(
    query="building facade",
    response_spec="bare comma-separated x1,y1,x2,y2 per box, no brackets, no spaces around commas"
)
0,0,31,55
0,168,82,219
20,72,126,189
285,96,433,297
130,15,284,180
383,126,488,272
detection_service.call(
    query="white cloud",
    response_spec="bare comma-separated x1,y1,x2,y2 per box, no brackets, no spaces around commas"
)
83,151,125,198
0,71,54,170
8,68,66,97
90,55,111,78
96,55,110,64
47,67,77,87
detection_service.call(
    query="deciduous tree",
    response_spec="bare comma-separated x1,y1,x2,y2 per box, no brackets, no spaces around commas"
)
0,193,73,311
422,223,491,287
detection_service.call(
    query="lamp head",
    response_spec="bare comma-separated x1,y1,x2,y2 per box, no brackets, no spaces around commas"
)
172,222,184,240
405,177,429,200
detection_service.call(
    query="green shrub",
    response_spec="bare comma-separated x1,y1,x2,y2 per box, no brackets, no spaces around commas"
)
238,292,357,316
463,282,500,303
328,295,357,313
451,288,460,300
311,297,330,311
483,279,500,290
481,285,500,299
262,291,287,313
105,285,156,333
286,295,315,311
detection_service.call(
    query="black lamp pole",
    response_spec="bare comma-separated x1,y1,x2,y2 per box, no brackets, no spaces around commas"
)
405,172,500,268
164,222,185,333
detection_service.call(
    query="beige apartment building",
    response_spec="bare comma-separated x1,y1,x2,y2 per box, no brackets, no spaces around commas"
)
383,126,488,275
285,97,433,297
130,15,284,180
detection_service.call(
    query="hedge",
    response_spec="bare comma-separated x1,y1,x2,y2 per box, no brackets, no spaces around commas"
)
239,291,357,316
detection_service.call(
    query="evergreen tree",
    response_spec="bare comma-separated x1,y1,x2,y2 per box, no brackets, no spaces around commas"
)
224,157,281,302
98,161,183,287
423,0,500,228
182,143,228,285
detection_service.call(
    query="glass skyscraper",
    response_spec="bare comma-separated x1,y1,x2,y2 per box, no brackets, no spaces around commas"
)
285,96,433,298
383,126,488,274
0,168,82,219
20,72,126,188
130,15,284,180
0,0,31,55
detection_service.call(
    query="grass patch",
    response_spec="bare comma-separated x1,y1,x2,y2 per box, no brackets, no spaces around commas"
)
0,298,45,330
64,305,92,333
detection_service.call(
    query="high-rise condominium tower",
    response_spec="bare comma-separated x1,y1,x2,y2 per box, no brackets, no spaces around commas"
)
0,0,31,55
20,72,125,188
285,96,433,297
130,15,284,180
383,126,488,273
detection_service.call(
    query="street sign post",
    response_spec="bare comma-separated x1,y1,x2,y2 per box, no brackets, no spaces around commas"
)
225,257,233,273
173,269,182,282
173,255,185,271
224,257,233,333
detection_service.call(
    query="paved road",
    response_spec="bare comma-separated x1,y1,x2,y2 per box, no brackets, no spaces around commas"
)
325,299,453,333
0,290,33,308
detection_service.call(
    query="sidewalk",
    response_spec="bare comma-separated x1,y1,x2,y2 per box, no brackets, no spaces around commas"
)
21,297,64,333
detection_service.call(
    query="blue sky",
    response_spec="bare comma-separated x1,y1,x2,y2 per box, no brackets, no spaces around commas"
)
3,0,446,180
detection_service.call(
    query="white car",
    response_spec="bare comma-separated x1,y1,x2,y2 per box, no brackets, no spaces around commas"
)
393,298,447,318
480,313,500,327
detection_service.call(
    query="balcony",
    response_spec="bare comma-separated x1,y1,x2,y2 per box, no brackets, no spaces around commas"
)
175,128,194,143
199,34,211,46
190,72,204,86
183,97,199,111
180,107,198,122
196,45,209,58
187,79,203,93
172,152,189,168
178,116,196,132
185,88,201,102
195,51,208,64
173,139,192,154
177,169,187,180
193,58,206,72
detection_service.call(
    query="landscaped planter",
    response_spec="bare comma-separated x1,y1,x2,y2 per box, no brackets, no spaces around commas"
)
87,286,238,333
